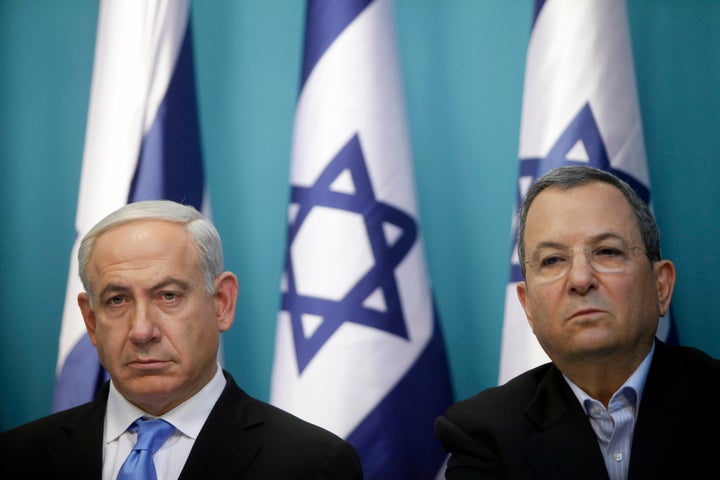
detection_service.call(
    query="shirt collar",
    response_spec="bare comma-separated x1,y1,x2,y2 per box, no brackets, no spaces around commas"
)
104,365,227,444
564,341,655,412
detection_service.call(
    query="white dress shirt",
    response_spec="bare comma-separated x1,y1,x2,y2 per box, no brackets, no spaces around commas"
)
102,365,226,480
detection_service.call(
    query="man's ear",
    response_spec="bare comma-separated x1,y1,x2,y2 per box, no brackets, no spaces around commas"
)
516,281,535,332
214,272,239,332
78,292,98,346
654,259,676,317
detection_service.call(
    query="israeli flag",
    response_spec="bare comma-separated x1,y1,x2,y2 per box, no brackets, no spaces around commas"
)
498,0,675,384
270,0,454,477
53,0,207,412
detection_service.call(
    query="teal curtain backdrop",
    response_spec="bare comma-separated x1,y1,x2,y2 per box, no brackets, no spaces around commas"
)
1,0,719,431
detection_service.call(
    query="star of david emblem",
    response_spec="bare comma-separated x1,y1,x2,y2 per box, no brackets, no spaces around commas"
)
509,102,650,282
282,133,417,373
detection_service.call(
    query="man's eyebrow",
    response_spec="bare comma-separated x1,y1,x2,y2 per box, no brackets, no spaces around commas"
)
530,233,633,257
533,240,566,251
98,283,130,300
581,232,633,247
150,278,191,292
97,278,191,300
534,232,629,249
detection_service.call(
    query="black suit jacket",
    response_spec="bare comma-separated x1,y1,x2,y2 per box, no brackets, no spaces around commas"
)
434,340,720,479
0,370,363,479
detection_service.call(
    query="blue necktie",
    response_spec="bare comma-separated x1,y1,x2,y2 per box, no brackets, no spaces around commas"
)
117,417,175,480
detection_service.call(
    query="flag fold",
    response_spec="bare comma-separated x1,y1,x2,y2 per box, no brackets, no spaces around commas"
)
499,0,674,385
53,0,206,412
270,1,454,477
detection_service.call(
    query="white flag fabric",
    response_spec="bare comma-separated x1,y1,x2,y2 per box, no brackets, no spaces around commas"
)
53,0,207,411
498,0,675,385
270,0,454,477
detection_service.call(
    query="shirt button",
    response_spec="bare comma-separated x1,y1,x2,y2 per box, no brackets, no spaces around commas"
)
614,453,623,462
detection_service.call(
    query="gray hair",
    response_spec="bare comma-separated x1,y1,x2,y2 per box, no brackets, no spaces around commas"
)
517,165,661,277
78,200,224,297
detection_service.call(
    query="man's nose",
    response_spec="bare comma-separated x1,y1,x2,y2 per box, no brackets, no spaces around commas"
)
566,250,597,293
128,302,159,343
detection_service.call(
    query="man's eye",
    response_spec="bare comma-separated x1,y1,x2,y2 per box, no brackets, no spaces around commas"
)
595,247,624,257
107,295,125,305
161,292,179,301
540,255,566,267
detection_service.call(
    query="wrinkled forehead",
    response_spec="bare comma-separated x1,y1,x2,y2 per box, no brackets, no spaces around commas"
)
525,183,640,244
90,220,197,268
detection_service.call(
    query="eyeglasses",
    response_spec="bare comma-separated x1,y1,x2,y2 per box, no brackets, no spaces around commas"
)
524,245,648,283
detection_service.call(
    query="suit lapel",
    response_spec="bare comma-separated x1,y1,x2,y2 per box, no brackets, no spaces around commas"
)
179,372,265,479
523,366,609,480
51,374,265,479
627,340,690,479
54,382,108,478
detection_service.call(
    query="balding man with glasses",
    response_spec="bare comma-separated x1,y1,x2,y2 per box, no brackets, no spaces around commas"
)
435,165,720,480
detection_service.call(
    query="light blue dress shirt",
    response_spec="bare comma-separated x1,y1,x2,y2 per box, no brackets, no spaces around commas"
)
564,343,654,480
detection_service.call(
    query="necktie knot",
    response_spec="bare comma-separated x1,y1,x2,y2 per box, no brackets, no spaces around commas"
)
129,418,175,454
118,417,175,480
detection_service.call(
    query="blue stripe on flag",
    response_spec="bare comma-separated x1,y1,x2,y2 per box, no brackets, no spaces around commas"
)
532,0,547,27
300,0,373,88
346,312,453,479
130,22,204,208
52,334,108,411
53,1,205,412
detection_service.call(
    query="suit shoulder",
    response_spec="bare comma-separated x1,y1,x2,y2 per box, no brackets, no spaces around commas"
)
0,401,98,466
219,371,361,455
671,344,720,367
665,344,720,386
440,363,553,424
1,402,92,438
252,398,347,443
222,390,363,478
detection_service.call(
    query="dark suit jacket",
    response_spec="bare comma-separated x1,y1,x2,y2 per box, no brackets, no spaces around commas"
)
434,339,720,479
0,370,363,479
